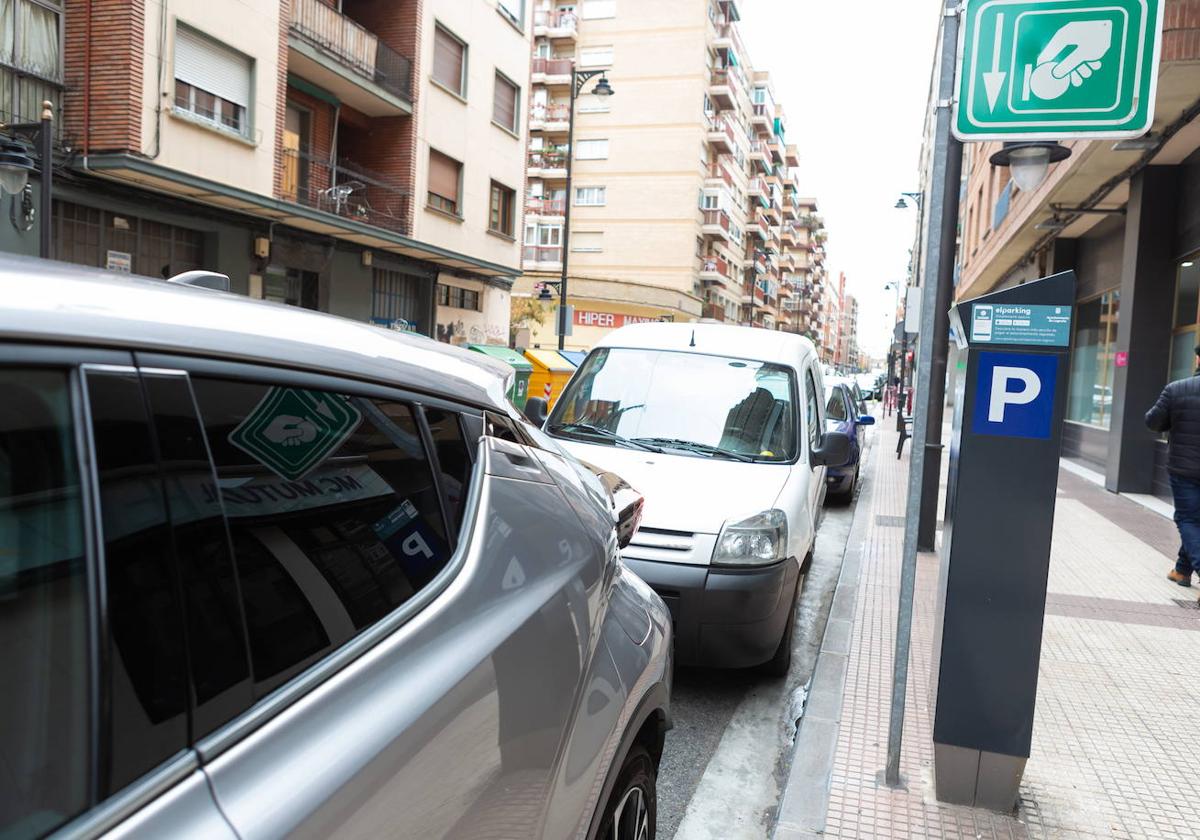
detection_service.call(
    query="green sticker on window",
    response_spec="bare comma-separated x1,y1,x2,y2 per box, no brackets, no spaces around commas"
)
228,388,363,481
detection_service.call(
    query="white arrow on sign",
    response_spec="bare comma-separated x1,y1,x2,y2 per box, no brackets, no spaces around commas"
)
983,13,1007,111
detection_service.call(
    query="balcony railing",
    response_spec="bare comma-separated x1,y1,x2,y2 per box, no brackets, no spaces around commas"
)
534,9,578,33
708,158,734,187
702,302,727,321
700,255,731,278
531,57,574,77
279,148,411,235
290,0,413,102
702,209,731,231
752,103,774,122
529,148,569,169
531,103,571,124
523,245,563,263
526,196,567,216
706,114,737,144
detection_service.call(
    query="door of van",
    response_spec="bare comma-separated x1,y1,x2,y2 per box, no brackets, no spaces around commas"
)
802,365,826,518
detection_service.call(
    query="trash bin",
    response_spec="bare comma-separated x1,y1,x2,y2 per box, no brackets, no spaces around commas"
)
468,345,533,409
558,350,588,368
525,348,576,410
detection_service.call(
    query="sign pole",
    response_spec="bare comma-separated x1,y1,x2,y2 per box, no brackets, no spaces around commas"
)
885,0,960,787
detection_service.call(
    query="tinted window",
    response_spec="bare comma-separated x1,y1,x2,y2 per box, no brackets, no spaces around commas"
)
825,388,848,422
191,379,453,696
805,370,822,450
425,408,473,536
142,374,252,739
0,369,90,838
86,371,189,794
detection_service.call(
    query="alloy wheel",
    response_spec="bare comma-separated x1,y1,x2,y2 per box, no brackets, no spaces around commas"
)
607,785,650,840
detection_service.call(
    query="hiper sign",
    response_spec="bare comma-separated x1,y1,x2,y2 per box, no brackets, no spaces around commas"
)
972,351,1060,439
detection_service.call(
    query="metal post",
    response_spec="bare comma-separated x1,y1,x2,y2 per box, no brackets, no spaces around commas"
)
557,71,581,351
885,0,960,787
38,100,52,259
896,327,908,432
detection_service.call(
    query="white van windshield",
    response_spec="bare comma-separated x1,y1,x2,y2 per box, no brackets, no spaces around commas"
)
548,348,798,462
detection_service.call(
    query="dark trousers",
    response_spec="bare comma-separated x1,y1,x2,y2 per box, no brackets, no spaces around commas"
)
1170,473,1200,575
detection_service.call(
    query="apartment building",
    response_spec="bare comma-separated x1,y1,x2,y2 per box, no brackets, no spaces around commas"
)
515,0,828,350
0,0,528,343
950,0,1200,500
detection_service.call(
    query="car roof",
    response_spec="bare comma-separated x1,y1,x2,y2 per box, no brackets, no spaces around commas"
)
593,322,817,367
0,255,513,408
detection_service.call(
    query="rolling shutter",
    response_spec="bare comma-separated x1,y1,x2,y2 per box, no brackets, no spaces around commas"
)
493,74,518,129
432,26,465,92
428,150,460,202
175,26,251,106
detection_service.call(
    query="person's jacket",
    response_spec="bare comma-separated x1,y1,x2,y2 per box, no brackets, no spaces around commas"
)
1146,373,1200,477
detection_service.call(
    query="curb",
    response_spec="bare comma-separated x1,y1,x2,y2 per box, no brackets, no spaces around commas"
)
772,437,879,839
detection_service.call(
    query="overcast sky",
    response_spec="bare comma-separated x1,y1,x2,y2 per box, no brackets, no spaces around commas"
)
739,0,944,358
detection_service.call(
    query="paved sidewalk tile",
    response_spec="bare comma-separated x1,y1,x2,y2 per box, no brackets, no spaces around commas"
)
805,424,1200,839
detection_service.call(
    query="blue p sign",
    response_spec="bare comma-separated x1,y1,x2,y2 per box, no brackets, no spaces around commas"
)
972,352,1059,440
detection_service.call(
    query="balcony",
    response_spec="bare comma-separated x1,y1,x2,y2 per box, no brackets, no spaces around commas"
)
702,302,727,322
786,145,800,168
711,22,734,50
701,208,732,241
768,138,785,165
531,57,574,85
750,140,771,173
534,9,578,40
751,103,773,133
782,194,799,220
747,177,767,202
751,211,769,240
526,196,566,218
781,223,798,246
528,148,569,179
523,245,563,269
699,255,732,284
530,102,571,132
288,0,413,117
705,115,737,153
279,148,411,235
709,69,738,110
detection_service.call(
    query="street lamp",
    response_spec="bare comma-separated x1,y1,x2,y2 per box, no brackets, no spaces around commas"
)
894,191,923,210
556,69,614,351
989,141,1071,193
0,100,53,258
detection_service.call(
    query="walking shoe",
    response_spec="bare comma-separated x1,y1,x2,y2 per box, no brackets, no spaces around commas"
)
1168,569,1193,587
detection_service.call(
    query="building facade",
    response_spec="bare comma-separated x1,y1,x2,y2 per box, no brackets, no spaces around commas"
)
514,0,828,350
952,0,1200,500
5,0,527,343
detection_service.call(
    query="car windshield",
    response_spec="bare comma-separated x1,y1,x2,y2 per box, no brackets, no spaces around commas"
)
548,348,798,462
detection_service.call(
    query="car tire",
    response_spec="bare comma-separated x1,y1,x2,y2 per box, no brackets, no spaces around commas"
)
761,595,796,678
597,744,656,840
827,465,858,505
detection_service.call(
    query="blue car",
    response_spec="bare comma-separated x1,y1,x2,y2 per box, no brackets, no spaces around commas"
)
824,378,875,502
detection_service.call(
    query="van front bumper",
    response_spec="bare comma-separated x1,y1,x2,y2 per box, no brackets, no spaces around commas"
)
621,555,800,669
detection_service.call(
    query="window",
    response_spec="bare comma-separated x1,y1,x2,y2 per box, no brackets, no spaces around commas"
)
701,192,720,210
0,0,63,125
572,231,603,253
805,370,821,450
192,380,456,697
263,267,319,310
579,46,613,67
439,283,482,311
1067,291,1120,428
428,149,463,216
582,0,617,19
576,139,609,160
432,24,467,96
372,268,423,330
493,71,520,133
1169,257,1200,381
489,180,516,237
173,26,251,137
0,368,89,837
425,408,473,533
825,387,848,423
498,0,524,25
575,186,606,206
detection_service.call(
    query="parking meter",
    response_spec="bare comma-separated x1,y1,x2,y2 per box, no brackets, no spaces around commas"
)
932,270,1075,811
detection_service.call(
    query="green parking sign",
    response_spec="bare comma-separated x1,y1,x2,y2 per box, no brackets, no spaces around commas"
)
955,0,1164,140
229,387,363,481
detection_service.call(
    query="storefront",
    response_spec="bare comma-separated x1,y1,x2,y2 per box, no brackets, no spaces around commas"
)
525,303,677,351
435,274,512,347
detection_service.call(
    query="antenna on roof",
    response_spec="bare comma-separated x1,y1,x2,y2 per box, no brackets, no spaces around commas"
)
167,270,231,292
689,329,696,348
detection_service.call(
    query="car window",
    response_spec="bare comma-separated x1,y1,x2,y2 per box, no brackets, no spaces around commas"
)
191,378,454,698
85,370,189,794
825,388,848,422
0,369,90,838
805,369,822,450
142,373,253,739
424,407,473,537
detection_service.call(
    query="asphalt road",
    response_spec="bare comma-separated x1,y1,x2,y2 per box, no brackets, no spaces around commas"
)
654,442,869,839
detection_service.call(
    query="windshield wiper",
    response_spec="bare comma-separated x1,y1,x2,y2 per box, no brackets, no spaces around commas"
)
552,423,664,452
632,437,755,462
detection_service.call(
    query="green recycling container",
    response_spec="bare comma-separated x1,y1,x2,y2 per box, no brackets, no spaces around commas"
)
468,345,533,409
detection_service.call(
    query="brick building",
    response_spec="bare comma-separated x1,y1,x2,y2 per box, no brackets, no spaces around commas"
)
3,0,529,342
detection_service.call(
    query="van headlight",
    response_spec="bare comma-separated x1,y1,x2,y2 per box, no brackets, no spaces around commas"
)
712,510,788,567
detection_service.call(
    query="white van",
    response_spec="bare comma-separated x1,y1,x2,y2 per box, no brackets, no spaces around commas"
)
535,323,850,675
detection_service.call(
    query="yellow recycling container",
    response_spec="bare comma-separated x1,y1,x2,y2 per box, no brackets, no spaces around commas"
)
524,348,576,410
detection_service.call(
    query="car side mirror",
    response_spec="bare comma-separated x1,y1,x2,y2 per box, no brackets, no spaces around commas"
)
858,415,876,426
811,430,852,467
523,396,549,427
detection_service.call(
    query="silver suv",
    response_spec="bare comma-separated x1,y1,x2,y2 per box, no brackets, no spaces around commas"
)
0,258,671,840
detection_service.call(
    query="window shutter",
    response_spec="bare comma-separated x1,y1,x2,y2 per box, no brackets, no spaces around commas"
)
433,27,464,91
493,75,518,129
175,26,251,106
429,150,460,201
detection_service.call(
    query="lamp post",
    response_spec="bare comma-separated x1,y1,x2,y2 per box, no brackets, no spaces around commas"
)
0,100,53,259
554,68,614,351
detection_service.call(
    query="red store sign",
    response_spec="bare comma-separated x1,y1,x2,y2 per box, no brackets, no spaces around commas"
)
574,310,664,328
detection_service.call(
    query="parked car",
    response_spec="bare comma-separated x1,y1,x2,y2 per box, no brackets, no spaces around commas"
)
0,257,671,840
535,323,851,676
824,378,876,502
856,372,880,401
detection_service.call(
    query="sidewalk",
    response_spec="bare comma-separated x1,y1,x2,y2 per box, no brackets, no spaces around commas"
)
775,423,1200,839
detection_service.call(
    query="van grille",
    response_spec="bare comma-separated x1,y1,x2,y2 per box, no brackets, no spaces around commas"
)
624,527,706,564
